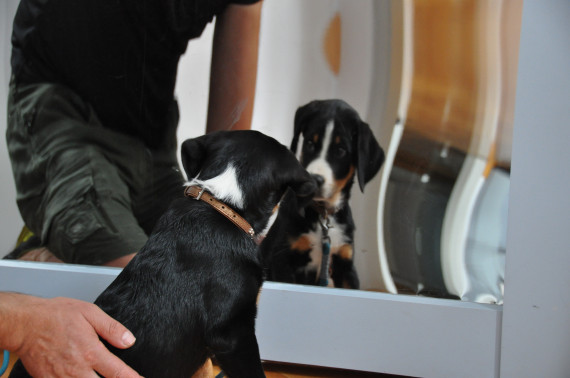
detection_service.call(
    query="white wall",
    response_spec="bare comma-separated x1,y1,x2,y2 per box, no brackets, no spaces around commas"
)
252,0,375,145
175,23,215,144
0,0,23,256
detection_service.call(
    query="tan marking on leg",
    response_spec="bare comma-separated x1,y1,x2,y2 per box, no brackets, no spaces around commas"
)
192,358,213,378
290,235,313,252
338,244,353,260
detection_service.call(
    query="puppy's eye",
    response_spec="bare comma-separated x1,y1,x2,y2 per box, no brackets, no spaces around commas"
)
335,147,347,158
305,141,315,152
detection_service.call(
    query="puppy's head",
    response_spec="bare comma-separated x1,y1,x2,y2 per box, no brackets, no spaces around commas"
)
291,99,385,209
181,130,316,237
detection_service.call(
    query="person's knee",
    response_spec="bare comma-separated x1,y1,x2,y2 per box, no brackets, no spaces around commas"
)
46,191,146,265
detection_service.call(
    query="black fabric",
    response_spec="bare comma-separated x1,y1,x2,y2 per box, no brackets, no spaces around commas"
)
11,0,259,149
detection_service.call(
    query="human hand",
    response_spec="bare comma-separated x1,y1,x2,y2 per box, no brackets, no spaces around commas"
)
7,295,142,377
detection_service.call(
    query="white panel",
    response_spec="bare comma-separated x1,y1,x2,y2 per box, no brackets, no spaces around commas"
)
175,23,215,144
500,1,570,377
0,261,501,378
252,0,340,146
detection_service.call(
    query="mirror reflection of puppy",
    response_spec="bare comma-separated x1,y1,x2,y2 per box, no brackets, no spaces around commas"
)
264,100,384,289
9,131,317,378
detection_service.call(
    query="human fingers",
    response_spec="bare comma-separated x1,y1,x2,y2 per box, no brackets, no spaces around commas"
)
92,344,143,378
81,303,137,350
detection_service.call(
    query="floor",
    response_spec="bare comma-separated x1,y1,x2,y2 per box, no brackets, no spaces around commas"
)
214,362,405,378
1,353,407,378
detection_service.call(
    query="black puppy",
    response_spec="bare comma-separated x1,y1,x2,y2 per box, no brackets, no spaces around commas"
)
9,131,316,378
264,100,384,289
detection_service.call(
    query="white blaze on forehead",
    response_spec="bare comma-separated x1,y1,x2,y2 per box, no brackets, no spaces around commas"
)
187,163,245,209
306,120,335,198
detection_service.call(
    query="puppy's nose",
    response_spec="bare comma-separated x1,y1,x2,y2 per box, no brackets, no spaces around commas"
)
312,174,325,188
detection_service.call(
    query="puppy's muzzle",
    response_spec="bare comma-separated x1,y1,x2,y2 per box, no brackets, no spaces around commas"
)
311,174,325,188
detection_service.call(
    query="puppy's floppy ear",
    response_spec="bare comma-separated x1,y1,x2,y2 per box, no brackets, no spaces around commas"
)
356,121,385,192
291,101,318,153
288,172,318,208
291,176,318,199
181,136,207,179
290,177,317,208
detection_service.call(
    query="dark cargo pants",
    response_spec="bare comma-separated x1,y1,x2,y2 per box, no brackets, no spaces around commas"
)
6,79,185,265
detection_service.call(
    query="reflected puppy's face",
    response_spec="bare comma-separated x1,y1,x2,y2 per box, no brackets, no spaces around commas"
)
295,120,354,206
291,99,385,208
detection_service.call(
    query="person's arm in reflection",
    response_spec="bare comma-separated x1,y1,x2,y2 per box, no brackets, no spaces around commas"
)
0,292,141,377
206,1,263,133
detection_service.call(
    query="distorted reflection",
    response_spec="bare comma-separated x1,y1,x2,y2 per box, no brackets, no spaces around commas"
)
380,0,521,303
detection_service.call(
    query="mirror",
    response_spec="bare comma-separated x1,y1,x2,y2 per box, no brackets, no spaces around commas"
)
0,0,522,305
247,0,521,304
377,0,522,304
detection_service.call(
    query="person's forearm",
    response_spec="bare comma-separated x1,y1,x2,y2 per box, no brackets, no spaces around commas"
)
206,2,262,133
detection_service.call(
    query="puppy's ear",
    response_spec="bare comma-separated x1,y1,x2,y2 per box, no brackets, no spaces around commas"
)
356,121,385,192
181,137,207,179
292,176,318,198
288,174,318,208
291,101,318,153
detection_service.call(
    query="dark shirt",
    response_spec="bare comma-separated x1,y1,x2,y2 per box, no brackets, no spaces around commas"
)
11,0,259,148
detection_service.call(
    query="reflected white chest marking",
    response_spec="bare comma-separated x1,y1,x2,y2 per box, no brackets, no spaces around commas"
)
299,216,350,282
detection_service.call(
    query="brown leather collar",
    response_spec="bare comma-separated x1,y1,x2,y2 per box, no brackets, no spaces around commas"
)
184,185,256,241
